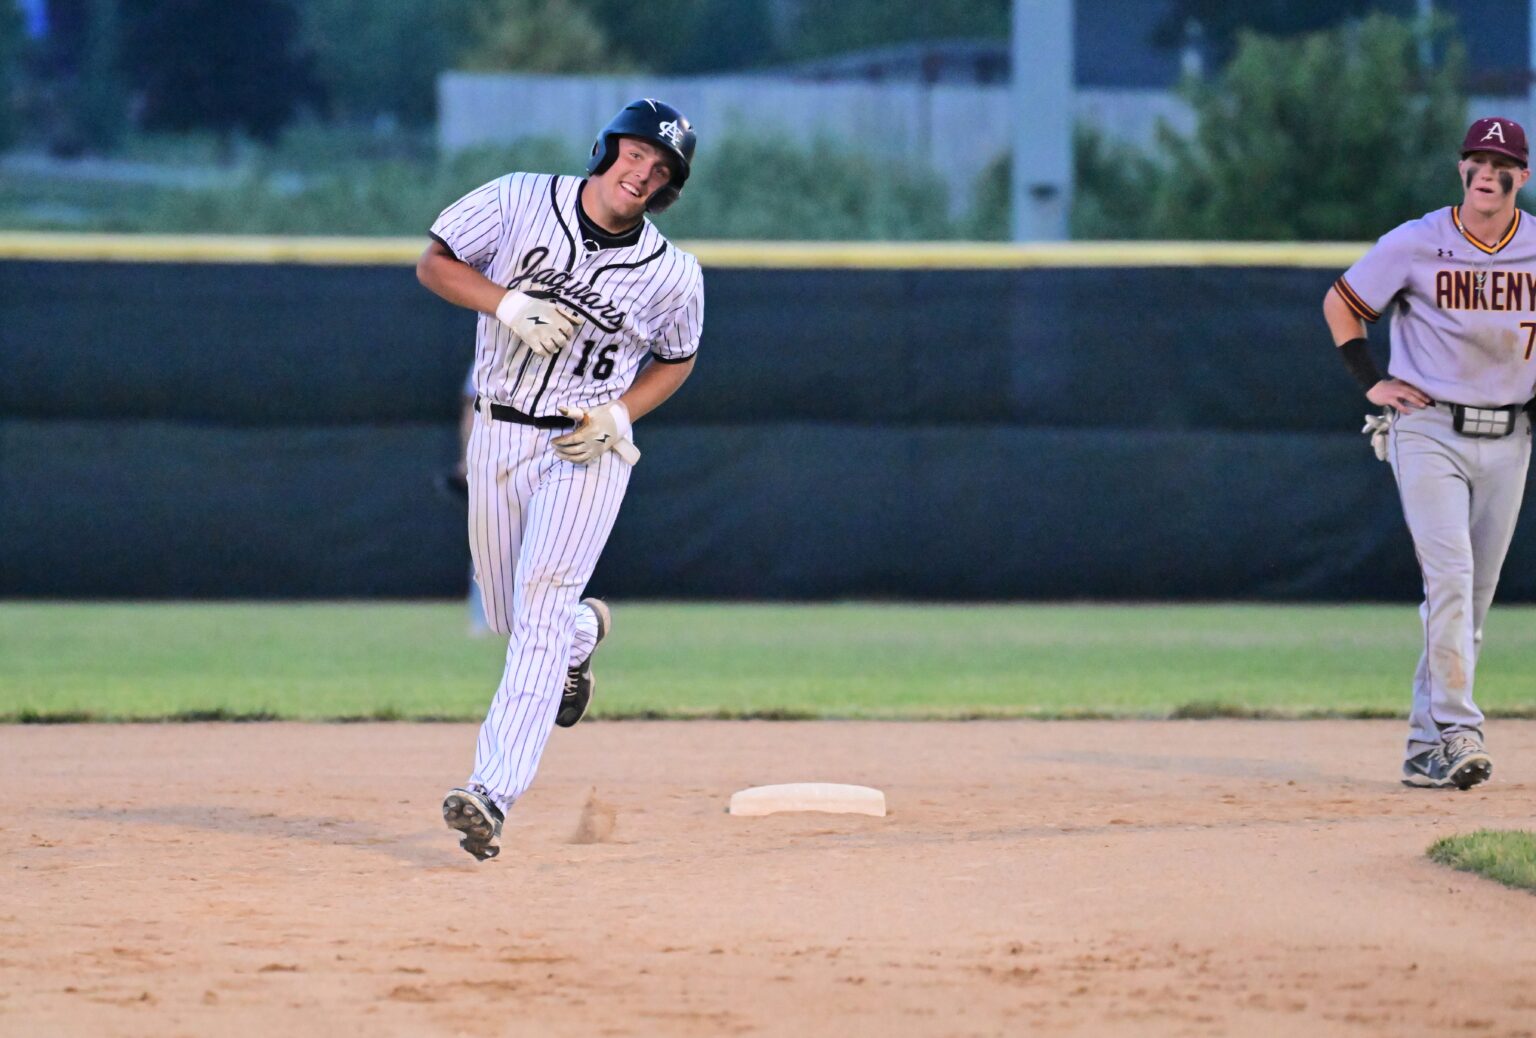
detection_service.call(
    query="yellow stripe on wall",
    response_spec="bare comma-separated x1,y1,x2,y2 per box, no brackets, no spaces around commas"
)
0,232,426,265
0,232,1371,269
686,240,1372,269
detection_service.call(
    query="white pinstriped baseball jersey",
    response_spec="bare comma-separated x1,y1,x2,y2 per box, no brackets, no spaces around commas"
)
429,169,704,824
430,172,703,416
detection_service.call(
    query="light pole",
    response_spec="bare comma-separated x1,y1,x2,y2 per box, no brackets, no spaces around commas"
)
1010,0,1073,241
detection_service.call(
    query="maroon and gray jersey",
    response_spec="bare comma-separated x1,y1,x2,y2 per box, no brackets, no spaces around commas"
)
430,172,703,416
1336,205,1536,406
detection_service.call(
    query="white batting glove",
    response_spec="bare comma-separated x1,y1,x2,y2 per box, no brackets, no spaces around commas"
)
1361,412,1391,462
495,290,581,356
553,402,639,465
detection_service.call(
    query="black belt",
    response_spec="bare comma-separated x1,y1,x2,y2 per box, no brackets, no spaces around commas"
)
475,396,574,429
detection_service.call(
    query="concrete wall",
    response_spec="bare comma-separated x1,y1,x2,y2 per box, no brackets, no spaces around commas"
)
438,73,1192,216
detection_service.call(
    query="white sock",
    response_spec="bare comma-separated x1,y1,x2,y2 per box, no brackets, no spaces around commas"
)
568,601,598,668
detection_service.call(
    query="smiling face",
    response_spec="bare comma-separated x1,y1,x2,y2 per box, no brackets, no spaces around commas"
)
1459,151,1530,217
585,136,677,232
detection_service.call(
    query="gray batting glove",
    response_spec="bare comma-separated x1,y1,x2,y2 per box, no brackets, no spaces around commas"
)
553,402,639,465
495,290,581,356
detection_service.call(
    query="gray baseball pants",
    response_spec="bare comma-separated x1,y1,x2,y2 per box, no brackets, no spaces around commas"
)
1389,403,1530,759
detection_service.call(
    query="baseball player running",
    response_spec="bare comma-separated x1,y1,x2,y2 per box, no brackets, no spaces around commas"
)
1324,116,1536,790
416,99,703,859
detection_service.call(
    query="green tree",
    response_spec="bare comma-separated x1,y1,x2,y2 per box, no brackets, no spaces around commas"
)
1069,129,1164,240
458,0,621,73
1139,13,1466,240
300,0,470,125
67,0,128,152
1152,0,1404,67
654,133,955,240
788,0,1008,60
120,0,320,143
0,0,24,148
28,0,127,153
963,130,1163,241
578,0,778,72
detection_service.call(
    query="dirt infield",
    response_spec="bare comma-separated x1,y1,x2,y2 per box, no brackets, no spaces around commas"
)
3,721,1535,1037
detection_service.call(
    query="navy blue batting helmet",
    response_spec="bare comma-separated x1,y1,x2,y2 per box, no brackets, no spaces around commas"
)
586,98,696,213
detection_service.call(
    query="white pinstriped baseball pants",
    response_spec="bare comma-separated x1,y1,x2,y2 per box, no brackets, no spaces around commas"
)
464,408,630,813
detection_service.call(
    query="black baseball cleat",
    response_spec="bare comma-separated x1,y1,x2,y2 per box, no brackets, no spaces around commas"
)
1443,733,1493,790
1401,746,1454,788
556,598,611,728
443,787,504,861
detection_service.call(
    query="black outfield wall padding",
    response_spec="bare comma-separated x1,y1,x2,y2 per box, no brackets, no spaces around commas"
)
0,419,466,597
599,424,1438,601
2,254,1510,601
2,260,1376,430
8,417,1525,602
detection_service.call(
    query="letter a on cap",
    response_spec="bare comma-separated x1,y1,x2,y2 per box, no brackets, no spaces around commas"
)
1461,116,1526,164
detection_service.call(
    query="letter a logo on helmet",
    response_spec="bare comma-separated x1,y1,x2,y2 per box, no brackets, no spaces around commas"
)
586,99,698,214
1484,122,1508,144
657,120,685,148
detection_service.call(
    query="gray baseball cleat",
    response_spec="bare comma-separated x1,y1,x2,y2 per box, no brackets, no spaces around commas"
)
1443,732,1493,790
443,787,504,861
557,598,611,728
1401,746,1454,788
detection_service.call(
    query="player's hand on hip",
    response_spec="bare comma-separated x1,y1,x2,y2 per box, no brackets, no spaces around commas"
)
495,290,582,356
1366,378,1432,414
553,402,634,465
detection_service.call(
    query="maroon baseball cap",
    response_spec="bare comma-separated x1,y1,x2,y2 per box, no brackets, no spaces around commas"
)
1462,117,1528,166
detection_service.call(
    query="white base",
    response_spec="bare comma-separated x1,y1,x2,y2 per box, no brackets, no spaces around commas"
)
727,782,887,817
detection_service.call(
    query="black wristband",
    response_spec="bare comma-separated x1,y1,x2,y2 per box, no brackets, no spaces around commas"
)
1337,337,1385,392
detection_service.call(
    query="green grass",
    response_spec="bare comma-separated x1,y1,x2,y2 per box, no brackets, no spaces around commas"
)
3,602,1536,722
0,137,569,235
1428,831,1536,893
